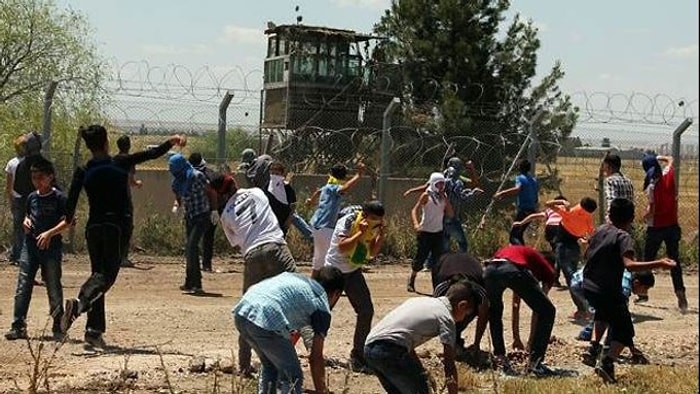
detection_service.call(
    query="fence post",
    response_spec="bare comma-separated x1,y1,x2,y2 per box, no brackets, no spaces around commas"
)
672,117,693,197
379,98,400,203
42,81,59,159
218,90,234,164
528,119,538,175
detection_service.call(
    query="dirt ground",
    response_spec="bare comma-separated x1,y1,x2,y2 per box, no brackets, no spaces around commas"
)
0,255,697,393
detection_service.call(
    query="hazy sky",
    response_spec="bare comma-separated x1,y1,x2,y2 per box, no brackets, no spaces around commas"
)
57,0,698,97
56,0,699,146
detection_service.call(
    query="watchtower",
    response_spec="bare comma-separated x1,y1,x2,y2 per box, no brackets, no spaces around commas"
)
261,24,393,130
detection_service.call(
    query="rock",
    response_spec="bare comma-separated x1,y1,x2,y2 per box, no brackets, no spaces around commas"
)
188,356,206,373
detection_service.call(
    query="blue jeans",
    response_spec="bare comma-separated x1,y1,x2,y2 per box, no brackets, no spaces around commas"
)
484,260,555,363
291,213,313,240
556,240,587,312
443,217,468,253
10,197,26,262
364,340,429,394
644,225,684,292
12,240,63,332
184,213,209,289
234,314,303,394
509,209,535,245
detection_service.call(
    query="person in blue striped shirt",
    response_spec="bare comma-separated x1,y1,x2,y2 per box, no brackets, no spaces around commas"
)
233,267,345,394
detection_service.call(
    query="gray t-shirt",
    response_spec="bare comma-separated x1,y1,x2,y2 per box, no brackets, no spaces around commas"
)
365,297,456,351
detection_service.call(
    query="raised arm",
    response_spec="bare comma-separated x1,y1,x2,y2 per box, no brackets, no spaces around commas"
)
120,134,186,167
338,163,365,194
513,211,546,227
403,183,428,197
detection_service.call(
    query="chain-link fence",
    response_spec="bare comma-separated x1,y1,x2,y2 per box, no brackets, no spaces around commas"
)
1,62,698,259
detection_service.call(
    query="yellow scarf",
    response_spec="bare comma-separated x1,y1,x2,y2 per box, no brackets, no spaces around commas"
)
348,213,381,267
327,175,344,185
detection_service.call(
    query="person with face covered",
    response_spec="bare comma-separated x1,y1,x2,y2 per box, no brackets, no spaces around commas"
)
324,201,386,372
169,154,218,294
407,172,454,292
307,162,365,279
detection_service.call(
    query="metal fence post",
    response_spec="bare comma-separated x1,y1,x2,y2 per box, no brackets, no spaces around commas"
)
379,98,400,203
42,81,58,159
672,117,692,197
218,90,234,164
528,119,538,176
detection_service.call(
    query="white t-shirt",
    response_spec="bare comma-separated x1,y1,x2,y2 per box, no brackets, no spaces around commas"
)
4,157,22,198
221,187,285,255
324,211,359,274
365,296,456,351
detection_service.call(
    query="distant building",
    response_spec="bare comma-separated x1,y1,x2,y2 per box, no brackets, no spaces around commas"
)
261,23,399,131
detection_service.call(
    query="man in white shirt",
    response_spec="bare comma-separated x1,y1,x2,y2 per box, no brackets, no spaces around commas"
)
5,136,26,264
218,179,297,377
324,201,386,372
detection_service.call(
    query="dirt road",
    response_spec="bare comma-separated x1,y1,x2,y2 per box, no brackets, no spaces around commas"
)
0,255,697,393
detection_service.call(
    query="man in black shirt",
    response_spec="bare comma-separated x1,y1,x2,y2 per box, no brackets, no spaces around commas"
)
59,125,186,348
582,198,676,383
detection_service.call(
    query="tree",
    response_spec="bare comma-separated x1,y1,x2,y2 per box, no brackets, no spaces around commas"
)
373,0,577,179
0,0,105,181
0,0,104,103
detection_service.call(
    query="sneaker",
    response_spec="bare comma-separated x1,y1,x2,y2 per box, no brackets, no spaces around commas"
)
5,327,28,341
633,295,649,304
120,259,135,268
594,357,616,383
52,331,66,342
349,357,372,374
629,352,649,365
494,355,518,376
184,287,205,295
676,290,688,313
60,298,80,334
575,330,592,342
201,267,212,272
406,283,415,293
528,362,559,378
238,366,257,379
582,343,602,367
84,332,106,350
420,267,430,273
179,284,192,292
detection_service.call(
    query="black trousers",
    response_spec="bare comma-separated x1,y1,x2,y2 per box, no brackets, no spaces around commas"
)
78,220,130,333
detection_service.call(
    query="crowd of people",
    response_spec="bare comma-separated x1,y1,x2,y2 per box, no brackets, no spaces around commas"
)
1,127,689,393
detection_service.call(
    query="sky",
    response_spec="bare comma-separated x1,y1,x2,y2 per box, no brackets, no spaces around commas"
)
56,0,699,145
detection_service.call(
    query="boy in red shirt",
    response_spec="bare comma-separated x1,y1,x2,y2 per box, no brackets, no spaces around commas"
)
484,245,557,377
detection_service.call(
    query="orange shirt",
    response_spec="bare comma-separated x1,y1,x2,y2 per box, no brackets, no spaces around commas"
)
555,204,594,239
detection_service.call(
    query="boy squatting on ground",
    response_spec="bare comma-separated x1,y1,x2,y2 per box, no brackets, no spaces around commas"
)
483,245,558,377
5,158,71,341
323,201,386,372
569,267,653,365
233,267,345,394
59,126,187,348
544,197,597,319
364,280,478,394
407,172,454,293
431,252,489,358
581,198,676,383
216,175,298,377
307,163,365,279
